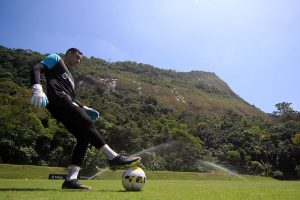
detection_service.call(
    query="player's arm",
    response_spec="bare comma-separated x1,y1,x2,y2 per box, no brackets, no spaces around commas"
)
30,63,49,107
72,99,100,121
73,99,84,108
30,63,45,85
30,53,60,107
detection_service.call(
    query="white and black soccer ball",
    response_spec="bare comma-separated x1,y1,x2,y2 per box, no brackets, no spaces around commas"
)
122,167,146,191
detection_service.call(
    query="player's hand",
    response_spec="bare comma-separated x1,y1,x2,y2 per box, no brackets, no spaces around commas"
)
83,106,99,121
31,84,49,107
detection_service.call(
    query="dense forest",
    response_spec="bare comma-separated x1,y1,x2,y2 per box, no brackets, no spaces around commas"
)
0,45,299,179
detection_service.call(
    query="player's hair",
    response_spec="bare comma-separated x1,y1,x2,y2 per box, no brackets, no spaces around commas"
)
66,48,82,55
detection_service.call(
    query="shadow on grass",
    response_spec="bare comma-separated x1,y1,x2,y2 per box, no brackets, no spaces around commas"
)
0,188,142,193
93,189,124,193
97,189,142,193
0,188,59,191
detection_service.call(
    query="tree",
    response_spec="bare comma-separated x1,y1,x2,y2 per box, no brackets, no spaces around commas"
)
292,133,300,147
273,102,293,116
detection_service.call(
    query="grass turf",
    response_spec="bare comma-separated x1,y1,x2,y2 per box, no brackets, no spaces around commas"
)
0,179,300,200
0,164,299,200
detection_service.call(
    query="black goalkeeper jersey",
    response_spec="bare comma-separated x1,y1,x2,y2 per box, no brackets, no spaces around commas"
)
41,54,76,103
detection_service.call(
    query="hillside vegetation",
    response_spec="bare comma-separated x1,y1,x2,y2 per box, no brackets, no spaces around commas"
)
0,45,299,179
74,56,265,117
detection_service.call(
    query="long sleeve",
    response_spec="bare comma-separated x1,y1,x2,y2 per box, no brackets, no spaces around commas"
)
30,63,45,86
74,99,84,108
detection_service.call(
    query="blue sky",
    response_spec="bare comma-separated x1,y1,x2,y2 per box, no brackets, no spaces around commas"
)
0,0,299,113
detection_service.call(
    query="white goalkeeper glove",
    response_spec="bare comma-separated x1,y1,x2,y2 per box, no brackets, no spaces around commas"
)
31,84,49,107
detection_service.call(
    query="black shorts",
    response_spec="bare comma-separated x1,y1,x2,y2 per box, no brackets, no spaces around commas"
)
47,95,106,149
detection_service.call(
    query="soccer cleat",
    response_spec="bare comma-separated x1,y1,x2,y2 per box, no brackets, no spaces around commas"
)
62,179,91,190
108,155,141,170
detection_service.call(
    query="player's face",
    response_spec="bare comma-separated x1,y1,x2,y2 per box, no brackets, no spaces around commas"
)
68,51,83,66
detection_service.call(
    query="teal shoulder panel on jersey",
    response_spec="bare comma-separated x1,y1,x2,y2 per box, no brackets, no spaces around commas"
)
41,54,61,69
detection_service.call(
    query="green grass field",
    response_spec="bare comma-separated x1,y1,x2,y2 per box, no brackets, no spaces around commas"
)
0,164,299,200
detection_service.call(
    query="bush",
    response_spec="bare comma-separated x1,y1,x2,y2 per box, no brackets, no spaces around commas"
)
295,165,300,178
273,170,284,179
250,161,263,175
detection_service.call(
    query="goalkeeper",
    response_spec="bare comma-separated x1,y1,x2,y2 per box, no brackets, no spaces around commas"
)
30,48,140,190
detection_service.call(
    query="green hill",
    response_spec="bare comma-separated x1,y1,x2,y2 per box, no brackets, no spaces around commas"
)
73,58,266,117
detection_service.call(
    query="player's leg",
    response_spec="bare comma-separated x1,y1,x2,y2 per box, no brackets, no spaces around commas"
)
48,99,140,173
61,140,91,189
59,101,141,169
50,103,92,189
